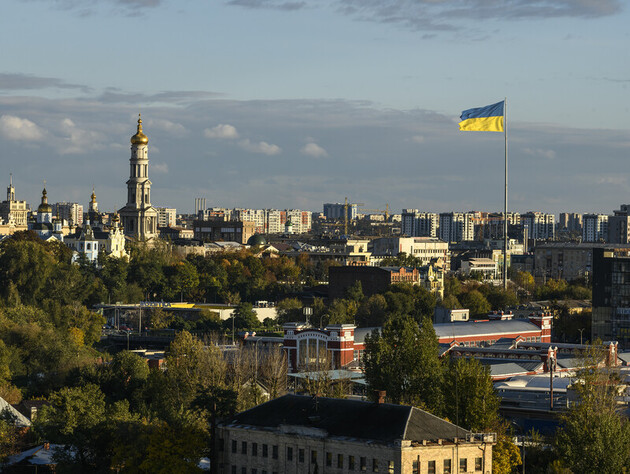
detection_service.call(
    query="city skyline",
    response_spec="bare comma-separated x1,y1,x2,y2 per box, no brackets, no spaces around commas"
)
1,0,629,214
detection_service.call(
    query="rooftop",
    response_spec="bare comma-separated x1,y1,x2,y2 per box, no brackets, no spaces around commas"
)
223,394,471,444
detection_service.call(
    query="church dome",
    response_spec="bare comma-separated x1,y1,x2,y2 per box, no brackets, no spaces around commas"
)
130,114,148,145
37,187,52,214
247,234,267,246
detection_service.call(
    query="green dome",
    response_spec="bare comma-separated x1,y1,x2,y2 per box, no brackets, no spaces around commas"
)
247,234,267,246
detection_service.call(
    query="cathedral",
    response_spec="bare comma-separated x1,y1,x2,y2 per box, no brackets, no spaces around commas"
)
118,115,158,241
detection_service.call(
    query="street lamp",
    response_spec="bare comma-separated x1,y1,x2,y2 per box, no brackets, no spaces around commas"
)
578,328,585,345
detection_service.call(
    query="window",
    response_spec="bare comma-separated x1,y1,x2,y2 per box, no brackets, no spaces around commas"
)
444,459,452,474
251,470,257,474
252,443,258,456
360,457,367,471
326,452,332,467
475,458,483,471
459,459,467,472
287,447,293,461
241,468,246,474
311,451,317,464
428,460,436,474
349,455,355,470
262,444,268,458
231,466,236,474
388,461,394,474
241,442,247,455
299,449,304,463
337,454,343,468
232,440,237,454
412,459,419,474
219,439,224,451
373,458,379,472
272,445,278,460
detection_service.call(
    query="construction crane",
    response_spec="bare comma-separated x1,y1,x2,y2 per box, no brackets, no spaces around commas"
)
358,203,390,221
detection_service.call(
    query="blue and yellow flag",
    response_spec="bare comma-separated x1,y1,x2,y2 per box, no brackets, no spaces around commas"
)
459,101,504,132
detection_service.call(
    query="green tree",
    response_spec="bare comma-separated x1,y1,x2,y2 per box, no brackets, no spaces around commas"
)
460,289,491,316
442,358,499,431
231,302,261,330
363,315,443,413
276,297,303,324
555,354,630,472
162,331,227,416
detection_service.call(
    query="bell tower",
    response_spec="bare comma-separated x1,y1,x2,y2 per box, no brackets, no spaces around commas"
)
118,115,158,240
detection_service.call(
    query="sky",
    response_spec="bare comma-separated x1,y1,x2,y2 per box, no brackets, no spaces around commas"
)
1,0,629,216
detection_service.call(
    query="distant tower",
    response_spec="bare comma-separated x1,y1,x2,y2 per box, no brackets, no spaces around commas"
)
7,173,15,201
88,187,101,226
118,115,158,240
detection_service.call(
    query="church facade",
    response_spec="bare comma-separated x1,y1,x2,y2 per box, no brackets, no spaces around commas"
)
118,115,158,241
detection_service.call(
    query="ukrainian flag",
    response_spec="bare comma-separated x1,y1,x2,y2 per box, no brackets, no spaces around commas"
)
459,101,504,132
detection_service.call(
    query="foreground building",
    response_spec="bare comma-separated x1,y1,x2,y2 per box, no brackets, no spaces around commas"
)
592,248,630,348
216,394,495,474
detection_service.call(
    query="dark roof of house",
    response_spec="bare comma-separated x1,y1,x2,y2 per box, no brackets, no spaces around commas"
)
223,394,468,444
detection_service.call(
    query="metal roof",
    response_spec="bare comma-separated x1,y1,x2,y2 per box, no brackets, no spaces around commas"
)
434,319,540,339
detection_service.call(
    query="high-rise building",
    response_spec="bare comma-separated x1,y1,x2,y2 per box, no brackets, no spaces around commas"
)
608,205,630,244
582,213,608,242
323,202,357,221
118,115,158,240
156,207,176,227
401,209,439,237
438,212,475,242
521,212,555,241
54,202,83,227
592,248,630,349
558,212,582,233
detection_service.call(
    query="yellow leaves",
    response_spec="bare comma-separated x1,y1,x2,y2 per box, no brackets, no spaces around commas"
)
68,327,85,347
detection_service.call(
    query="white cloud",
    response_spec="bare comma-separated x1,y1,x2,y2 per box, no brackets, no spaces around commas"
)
411,135,425,144
0,115,44,141
300,142,328,158
147,118,186,136
152,162,169,173
238,138,282,155
54,117,105,154
204,124,239,139
522,147,556,160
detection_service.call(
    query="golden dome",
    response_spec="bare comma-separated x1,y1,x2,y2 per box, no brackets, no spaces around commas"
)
130,114,148,145
37,187,52,214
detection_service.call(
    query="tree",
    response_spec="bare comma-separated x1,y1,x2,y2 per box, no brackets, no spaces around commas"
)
460,289,491,316
345,280,364,302
492,433,522,474
276,297,303,324
442,358,499,432
231,302,260,330
363,315,443,413
554,352,630,472
163,331,227,414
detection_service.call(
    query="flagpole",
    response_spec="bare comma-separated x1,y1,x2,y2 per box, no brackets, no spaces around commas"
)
503,97,508,290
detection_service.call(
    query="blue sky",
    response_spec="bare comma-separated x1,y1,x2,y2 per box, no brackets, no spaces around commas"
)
1,0,629,215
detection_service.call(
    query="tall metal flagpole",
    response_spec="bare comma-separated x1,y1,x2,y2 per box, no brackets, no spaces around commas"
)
503,98,508,290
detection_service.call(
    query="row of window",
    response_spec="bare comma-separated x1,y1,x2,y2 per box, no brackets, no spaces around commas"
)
228,439,394,472
412,457,483,474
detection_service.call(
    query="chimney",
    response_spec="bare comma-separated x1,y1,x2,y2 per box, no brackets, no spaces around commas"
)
375,390,386,405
